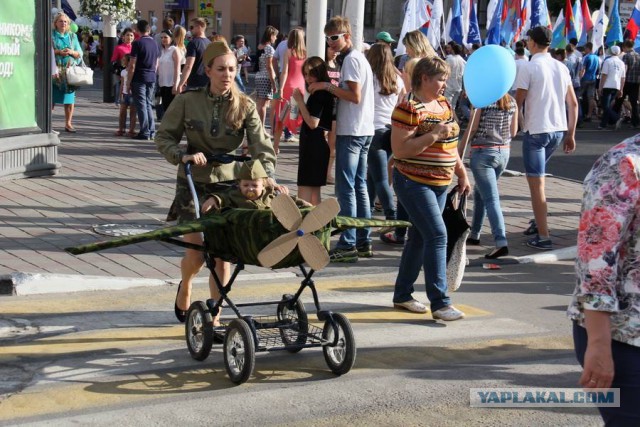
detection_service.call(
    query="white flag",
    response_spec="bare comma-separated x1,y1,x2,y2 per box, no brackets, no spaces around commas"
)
443,8,453,43
591,0,607,54
461,0,471,45
396,0,430,56
486,0,499,30
429,0,444,49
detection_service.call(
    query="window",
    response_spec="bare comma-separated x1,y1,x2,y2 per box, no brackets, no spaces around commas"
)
364,0,376,27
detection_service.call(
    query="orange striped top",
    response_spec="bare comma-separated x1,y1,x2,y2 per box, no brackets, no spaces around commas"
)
391,93,459,186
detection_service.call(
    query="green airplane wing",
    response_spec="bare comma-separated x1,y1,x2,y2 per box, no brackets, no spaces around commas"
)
65,216,227,255
332,216,412,231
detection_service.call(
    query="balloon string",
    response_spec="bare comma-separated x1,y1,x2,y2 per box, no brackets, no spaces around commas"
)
458,108,479,161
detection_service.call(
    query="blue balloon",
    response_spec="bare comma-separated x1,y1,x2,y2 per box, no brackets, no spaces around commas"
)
463,45,516,108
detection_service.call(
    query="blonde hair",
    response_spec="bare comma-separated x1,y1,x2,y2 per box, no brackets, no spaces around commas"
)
53,12,72,34
287,28,307,60
206,52,252,130
191,17,207,28
325,16,351,35
173,25,186,55
210,34,227,43
411,57,449,92
403,30,437,59
403,57,420,81
496,93,515,111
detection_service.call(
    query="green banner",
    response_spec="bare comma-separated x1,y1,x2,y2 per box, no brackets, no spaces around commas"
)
0,0,36,130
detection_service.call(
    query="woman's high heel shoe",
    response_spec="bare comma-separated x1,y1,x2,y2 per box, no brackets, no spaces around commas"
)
174,281,188,323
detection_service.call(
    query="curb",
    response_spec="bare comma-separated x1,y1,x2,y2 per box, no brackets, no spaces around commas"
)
0,271,297,296
516,245,577,264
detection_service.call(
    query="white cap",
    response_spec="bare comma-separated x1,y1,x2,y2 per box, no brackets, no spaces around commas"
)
610,45,621,55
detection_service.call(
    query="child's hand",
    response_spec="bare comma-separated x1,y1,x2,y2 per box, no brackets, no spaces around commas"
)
292,88,304,103
201,197,219,213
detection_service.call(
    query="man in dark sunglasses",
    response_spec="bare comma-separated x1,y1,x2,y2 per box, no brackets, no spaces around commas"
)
308,16,376,263
178,18,211,92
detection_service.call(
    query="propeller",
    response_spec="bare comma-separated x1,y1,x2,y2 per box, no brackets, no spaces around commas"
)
258,195,340,271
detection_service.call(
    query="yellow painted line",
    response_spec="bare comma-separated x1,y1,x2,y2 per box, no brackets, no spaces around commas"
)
342,304,491,322
0,327,183,361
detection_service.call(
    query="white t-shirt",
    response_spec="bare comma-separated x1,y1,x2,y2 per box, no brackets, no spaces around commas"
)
274,39,288,74
515,52,571,134
373,74,404,130
336,48,375,136
121,69,129,95
445,54,466,93
158,45,178,87
601,56,626,90
511,56,529,91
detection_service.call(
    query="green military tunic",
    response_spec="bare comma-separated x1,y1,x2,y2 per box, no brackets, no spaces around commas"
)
155,86,277,184
208,186,311,211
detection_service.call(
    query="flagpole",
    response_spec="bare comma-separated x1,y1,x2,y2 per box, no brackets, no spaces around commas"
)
458,108,479,160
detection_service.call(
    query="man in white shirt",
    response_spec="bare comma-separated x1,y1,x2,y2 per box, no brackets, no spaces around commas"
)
515,26,578,251
598,45,626,130
309,16,376,262
444,43,466,111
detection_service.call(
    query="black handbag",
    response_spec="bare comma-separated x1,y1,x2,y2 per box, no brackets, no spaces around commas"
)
443,186,470,262
442,186,470,292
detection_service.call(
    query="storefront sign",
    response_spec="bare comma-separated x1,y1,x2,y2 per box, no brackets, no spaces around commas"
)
0,0,36,130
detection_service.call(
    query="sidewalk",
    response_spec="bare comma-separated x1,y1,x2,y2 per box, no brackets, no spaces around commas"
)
0,83,583,295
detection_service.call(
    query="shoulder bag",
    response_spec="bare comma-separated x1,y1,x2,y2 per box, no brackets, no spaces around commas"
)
65,33,93,87
443,186,470,292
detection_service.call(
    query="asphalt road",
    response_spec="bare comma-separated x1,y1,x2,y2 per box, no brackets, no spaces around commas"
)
506,125,639,182
0,264,601,426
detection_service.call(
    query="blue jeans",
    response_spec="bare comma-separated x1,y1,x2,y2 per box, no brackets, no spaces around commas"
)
335,135,373,249
235,72,246,93
366,129,395,219
522,131,563,177
574,322,640,425
600,88,620,128
131,81,156,138
470,147,509,248
392,169,450,312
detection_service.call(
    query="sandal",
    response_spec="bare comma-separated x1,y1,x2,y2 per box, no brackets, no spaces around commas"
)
127,131,136,137
114,130,124,136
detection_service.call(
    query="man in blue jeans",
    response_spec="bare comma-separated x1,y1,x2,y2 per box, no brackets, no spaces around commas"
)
127,20,159,140
309,16,375,262
515,26,578,250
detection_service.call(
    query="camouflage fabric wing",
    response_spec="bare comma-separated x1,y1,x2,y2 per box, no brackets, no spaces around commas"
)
332,217,411,230
65,216,227,255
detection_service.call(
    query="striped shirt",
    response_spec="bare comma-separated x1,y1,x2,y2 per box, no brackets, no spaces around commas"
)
391,93,459,186
471,98,516,148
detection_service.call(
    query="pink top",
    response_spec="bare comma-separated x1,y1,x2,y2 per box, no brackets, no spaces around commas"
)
111,43,132,63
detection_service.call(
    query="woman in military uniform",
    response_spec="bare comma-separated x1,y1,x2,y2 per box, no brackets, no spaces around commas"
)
155,41,283,324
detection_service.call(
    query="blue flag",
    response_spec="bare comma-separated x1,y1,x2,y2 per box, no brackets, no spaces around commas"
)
605,0,623,47
468,0,482,44
486,0,503,45
450,0,464,44
530,0,550,27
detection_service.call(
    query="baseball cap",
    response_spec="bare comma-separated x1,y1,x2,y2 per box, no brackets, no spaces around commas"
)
610,45,621,55
203,41,232,66
527,26,552,46
376,31,395,43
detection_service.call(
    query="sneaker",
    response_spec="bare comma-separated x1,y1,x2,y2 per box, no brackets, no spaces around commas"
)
615,116,624,131
393,299,428,314
526,235,553,251
523,219,538,236
380,231,405,245
356,243,373,258
466,237,480,245
329,247,358,263
432,305,465,321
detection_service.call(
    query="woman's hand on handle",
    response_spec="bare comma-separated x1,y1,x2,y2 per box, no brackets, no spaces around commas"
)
182,152,207,166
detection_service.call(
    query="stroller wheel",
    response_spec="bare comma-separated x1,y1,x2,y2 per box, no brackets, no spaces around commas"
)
322,313,356,376
186,301,214,361
277,295,308,353
223,319,255,384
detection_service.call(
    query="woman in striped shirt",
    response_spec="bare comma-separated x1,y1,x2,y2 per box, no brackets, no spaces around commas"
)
390,57,471,322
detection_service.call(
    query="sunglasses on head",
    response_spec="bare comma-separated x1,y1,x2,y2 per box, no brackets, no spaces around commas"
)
325,33,346,42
